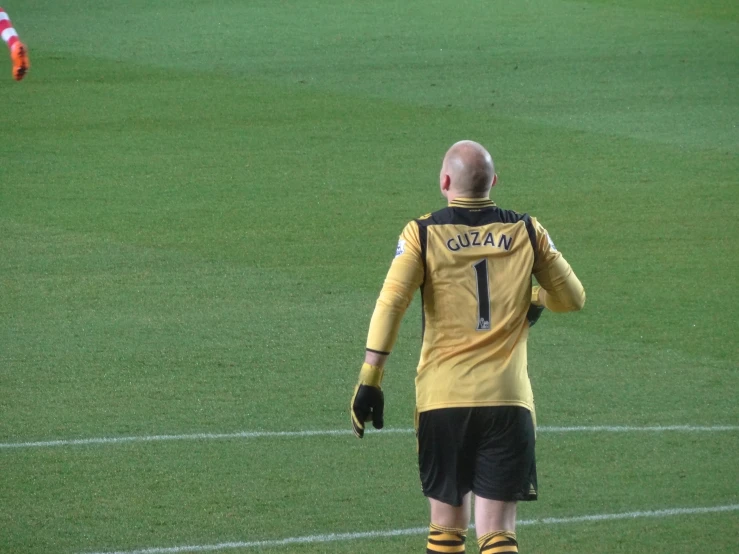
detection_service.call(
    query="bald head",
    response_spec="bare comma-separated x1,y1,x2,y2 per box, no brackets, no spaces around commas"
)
440,140,496,198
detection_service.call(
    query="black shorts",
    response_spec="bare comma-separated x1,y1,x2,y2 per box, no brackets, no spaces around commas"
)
418,406,537,506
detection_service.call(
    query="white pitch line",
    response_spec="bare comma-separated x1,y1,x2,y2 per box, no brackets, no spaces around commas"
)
1,425,738,450
82,504,739,554
541,425,739,433
0,428,409,450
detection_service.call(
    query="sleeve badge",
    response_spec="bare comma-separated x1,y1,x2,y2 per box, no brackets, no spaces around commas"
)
395,239,406,257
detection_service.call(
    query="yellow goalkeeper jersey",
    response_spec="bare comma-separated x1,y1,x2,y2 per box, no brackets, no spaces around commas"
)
366,197,585,413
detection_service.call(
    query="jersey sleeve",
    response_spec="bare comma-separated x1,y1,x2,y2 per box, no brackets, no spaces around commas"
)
365,220,425,354
531,217,586,313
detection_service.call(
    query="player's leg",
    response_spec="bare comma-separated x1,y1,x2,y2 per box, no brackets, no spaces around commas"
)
429,493,471,528
0,7,29,81
472,406,538,553
418,408,476,553
475,498,519,553
427,494,471,553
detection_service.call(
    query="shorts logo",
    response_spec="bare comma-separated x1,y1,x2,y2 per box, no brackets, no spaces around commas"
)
547,233,557,251
395,239,406,257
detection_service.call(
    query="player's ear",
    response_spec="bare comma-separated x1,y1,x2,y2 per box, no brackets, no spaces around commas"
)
441,174,451,192
491,173,498,188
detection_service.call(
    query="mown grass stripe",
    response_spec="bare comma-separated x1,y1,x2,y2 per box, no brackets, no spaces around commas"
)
82,504,739,554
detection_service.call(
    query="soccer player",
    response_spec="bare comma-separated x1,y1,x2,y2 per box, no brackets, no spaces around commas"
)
350,140,585,553
0,6,29,81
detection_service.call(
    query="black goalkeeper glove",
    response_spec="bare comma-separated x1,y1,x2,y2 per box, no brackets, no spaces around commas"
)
528,285,546,327
351,363,385,438
527,304,545,327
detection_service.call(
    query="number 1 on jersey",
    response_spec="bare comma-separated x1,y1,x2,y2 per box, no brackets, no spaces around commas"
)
473,259,491,330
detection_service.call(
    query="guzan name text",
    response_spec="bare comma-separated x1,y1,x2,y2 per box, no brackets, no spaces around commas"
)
446,231,513,252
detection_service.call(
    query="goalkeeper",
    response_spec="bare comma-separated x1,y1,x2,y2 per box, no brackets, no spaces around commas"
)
351,140,585,554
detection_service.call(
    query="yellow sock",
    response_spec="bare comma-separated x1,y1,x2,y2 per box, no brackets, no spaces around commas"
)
477,530,518,553
426,523,467,553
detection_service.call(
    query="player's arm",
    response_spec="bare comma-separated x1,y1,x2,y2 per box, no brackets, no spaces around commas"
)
531,218,586,313
365,221,425,356
351,221,424,438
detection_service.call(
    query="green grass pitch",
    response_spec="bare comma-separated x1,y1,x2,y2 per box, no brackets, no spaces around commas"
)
1,1,737,552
